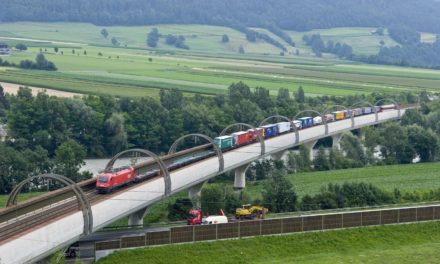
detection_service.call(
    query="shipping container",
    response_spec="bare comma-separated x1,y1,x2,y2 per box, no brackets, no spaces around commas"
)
342,110,352,118
232,131,250,146
374,106,381,113
298,117,314,128
323,114,335,122
380,104,395,111
276,122,291,133
214,135,235,150
332,111,345,121
293,120,302,129
261,124,279,138
313,116,323,125
352,108,363,116
362,107,372,114
248,128,264,141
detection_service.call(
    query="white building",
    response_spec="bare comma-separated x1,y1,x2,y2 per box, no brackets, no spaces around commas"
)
0,43,11,55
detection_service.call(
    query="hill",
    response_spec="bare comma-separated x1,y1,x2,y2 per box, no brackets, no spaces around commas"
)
2,0,440,34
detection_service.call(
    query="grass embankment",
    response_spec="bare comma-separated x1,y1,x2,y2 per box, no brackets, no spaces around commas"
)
247,162,440,201
97,221,440,264
1,22,440,97
0,192,44,207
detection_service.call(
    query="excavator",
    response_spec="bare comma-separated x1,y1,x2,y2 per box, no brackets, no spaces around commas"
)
235,204,268,219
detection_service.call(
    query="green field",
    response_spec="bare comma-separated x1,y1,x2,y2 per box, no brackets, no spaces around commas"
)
0,192,43,207
97,221,440,264
247,162,440,201
1,22,440,97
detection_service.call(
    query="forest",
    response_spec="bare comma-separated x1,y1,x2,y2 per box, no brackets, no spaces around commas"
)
2,0,440,34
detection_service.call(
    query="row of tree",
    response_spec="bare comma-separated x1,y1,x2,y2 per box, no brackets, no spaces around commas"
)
0,54,57,71
303,34,353,58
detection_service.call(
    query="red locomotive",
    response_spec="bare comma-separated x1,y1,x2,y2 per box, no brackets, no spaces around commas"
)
96,166,135,193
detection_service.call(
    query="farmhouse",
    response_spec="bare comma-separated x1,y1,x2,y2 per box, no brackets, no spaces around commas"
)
0,43,11,55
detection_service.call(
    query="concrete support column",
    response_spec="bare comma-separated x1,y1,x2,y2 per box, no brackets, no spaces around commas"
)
272,150,287,161
331,133,343,150
234,164,250,190
303,140,318,161
128,206,149,227
188,182,205,208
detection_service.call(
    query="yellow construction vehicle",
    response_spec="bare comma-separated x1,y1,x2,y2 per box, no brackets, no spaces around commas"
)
235,204,268,219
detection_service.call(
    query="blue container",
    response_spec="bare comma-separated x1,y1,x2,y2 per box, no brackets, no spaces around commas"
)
261,124,279,138
298,117,313,128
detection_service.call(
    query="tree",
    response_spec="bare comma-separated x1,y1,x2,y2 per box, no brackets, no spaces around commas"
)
168,198,193,221
407,125,438,162
313,146,330,171
35,53,57,71
296,86,305,103
101,28,109,39
201,184,224,215
54,139,88,182
159,88,183,109
15,43,27,51
222,34,229,43
104,113,128,154
238,45,245,54
111,37,119,46
340,133,367,166
262,169,297,213
147,28,160,48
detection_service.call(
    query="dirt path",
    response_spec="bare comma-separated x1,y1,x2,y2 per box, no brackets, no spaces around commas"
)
0,82,82,98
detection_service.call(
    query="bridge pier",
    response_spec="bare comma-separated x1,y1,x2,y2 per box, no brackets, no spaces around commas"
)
303,140,318,161
331,133,343,150
128,206,149,227
188,182,205,208
234,164,250,189
272,150,287,161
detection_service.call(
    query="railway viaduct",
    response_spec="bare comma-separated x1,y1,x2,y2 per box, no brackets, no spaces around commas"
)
0,103,412,263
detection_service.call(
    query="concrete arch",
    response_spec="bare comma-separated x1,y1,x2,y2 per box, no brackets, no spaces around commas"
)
106,149,171,196
6,174,93,235
350,101,378,123
168,133,224,173
259,115,299,144
293,109,328,135
323,105,354,128
220,123,265,155
375,99,401,118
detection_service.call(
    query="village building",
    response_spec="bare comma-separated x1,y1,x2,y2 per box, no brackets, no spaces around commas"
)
0,43,11,55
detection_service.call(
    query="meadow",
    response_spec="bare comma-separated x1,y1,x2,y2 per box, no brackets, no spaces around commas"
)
0,22,439,97
97,221,440,264
246,162,440,200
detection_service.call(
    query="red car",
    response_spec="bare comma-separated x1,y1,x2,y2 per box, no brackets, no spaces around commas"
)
96,166,135,193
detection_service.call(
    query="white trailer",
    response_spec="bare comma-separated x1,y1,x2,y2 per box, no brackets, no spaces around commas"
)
276,122,291,133
202,215,228,225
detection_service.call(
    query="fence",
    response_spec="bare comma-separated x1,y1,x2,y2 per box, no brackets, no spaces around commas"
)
95,205,440,251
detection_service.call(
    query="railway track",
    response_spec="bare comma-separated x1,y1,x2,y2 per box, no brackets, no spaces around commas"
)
0,144,214,243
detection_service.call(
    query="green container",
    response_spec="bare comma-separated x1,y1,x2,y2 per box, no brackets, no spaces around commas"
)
214,135,235,149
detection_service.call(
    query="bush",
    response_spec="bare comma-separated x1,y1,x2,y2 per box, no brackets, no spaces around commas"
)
15,43,27,51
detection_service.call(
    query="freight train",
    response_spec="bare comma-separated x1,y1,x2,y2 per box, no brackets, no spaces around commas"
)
213,104,395,151
96,104,396,192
